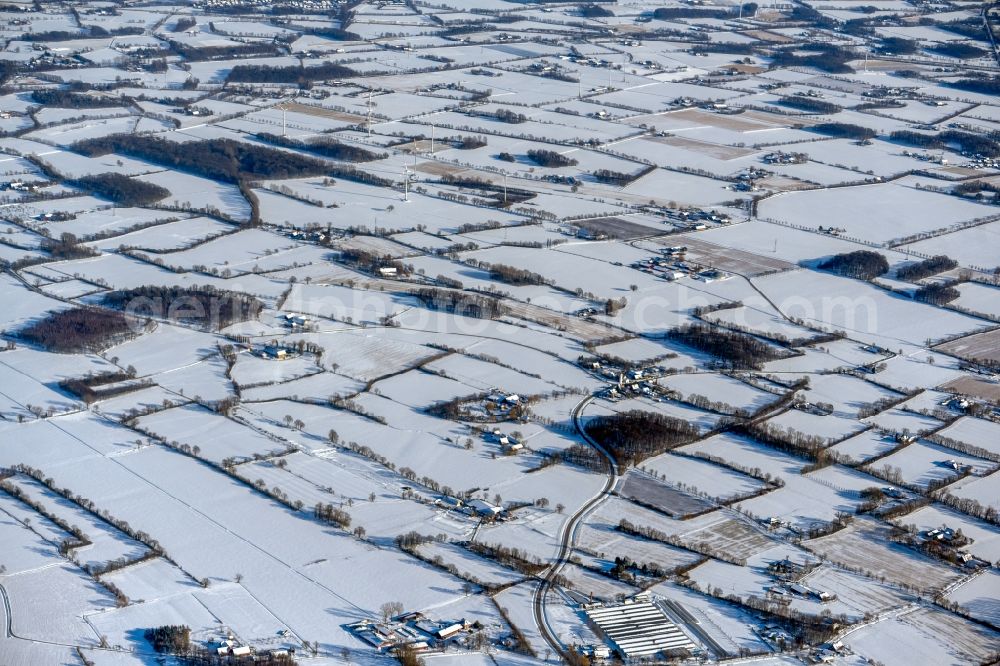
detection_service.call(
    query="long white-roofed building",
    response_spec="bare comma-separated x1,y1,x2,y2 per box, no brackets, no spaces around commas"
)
586,600,696,658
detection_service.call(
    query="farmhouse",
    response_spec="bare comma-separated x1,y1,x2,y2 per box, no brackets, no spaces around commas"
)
215,640,252,657
467,499,504,517
436,622,465,639
261,345,288,360
283,313,310,328
351,619,430,652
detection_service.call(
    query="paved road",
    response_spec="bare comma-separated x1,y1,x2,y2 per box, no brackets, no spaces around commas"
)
0,583,11,639
531,394,619,661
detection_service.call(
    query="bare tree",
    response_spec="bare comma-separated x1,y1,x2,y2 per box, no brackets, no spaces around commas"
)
379,601,404,623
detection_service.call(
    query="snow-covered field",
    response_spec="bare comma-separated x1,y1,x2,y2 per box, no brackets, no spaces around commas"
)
1,2,998,664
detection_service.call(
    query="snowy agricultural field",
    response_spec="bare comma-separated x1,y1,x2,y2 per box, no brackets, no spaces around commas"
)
794,564,912,619
255,178,523,234
765,408,868,443
588,394,721,432
647,581,776,655
805,517,964,594
945,569,1000,626
866,439,995,489
2,473,148,569
942,469,1000,510
934,416,1000,459
137,404,294,463
1,2,999,663
660,373,779,413
416,541,525,587
863,407,943,437
702,303,817,342
230,352,322,388
898,220,1000,270
281,332,439,382
759,182,997,245
754,269,990,347
34,105,133,127
736,464,908,530
831,428,912,463
682,432,807,480
899,503,1000,563
47,208,192,242
149,228,317,275
844,607,999,666
684,219,905,266
137,170,252,222
641,452,768,501
89,216,236,252
4,562,114,645
951,281,1000,319
626,164,733,206
577,518,702,572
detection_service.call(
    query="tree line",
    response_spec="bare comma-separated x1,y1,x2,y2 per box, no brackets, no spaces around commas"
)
39,232,98,262
947,76,1000,96
779,96,841,114
103,285,263,330
481,262,550,286
74,135,329,184
314,502,352,528
771,44,855,73
928,43,988,60
226,61,354,87
257,132,384,163
19,306,138,353
60,370,150,404
891,129,999,158
818,250,888,280
653,3,756,19
667,323,786,370
526,149,578,168
338,248,408,276
584,410,700,466
169,40,282,62
914,282,960,306
897,255,957,282
491,108,528,124
73,173,170,207
465,542,546,576
31,89,123,109
415,288,509,319
809,123,876,141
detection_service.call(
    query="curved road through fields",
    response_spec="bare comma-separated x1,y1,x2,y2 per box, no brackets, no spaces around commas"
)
531,394,620,661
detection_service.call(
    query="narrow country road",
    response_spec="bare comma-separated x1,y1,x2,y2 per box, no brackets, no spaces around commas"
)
532,394,619,661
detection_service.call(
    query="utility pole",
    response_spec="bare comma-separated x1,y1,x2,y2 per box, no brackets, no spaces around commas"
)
403,166,409,202
503,173,508,204
367,90,373,137
430,124,435,153
281,105,287,136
